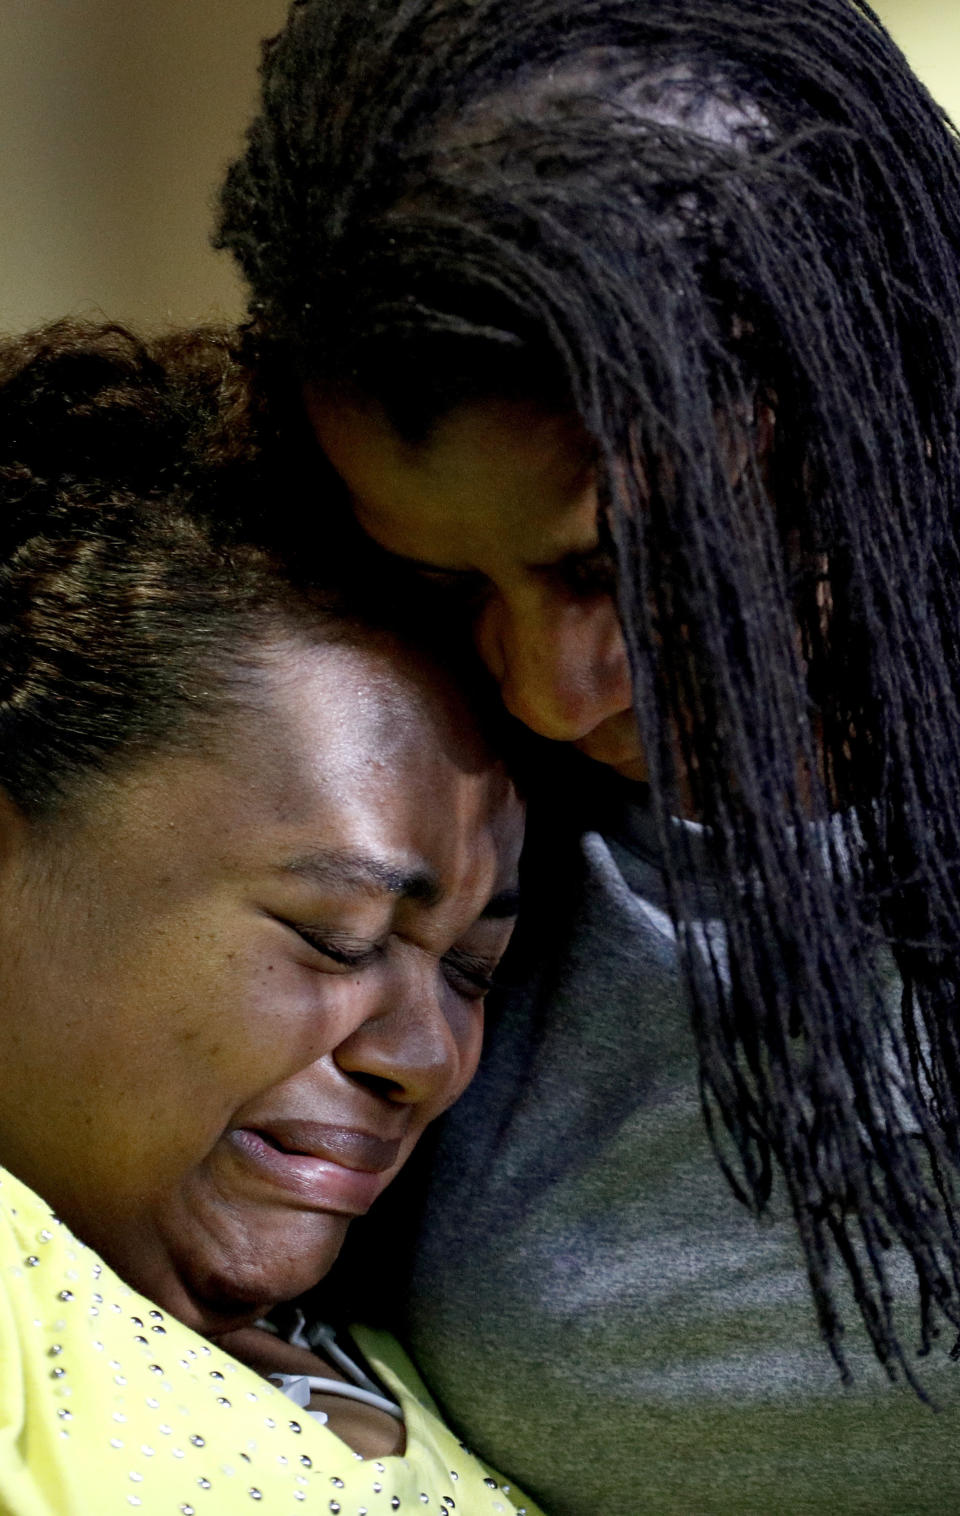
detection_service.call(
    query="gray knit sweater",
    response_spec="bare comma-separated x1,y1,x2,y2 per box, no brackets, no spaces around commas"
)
399,787,960,1515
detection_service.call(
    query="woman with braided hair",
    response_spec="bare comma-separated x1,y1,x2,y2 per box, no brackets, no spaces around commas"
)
218,0,960,1508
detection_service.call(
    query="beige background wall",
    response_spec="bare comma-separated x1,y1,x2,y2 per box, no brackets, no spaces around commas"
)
0,0,288,333
0,0,957,335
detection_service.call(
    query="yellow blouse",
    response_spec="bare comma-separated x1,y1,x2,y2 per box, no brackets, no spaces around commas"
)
0,1166,544,1516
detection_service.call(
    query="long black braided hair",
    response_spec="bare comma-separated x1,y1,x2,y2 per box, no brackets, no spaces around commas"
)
218,0,960,1390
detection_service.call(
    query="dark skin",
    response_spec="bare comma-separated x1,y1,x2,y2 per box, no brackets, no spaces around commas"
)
305,390,645,779
0,633,523,1458
215,1326,406,1456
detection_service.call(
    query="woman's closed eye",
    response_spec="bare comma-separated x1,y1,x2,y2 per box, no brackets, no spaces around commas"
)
286,923,379,969
283,923,500,998
440,947,500,1000
547,543,617,597
414,546,616,605
413,564,491,612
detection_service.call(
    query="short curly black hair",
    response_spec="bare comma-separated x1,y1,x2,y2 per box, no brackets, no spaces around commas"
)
0,318,461,817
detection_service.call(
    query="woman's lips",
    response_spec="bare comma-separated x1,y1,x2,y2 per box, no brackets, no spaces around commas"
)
223,1122,402,1214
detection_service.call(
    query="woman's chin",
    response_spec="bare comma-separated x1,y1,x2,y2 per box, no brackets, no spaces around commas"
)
573,711,649,782
100,1202,351,1338
168,1231,348,1335
577,742,649,784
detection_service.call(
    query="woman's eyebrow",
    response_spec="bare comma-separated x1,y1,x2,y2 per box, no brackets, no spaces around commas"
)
387,551,481,579
282,849,440,904
390,542,604,578
282,853,520,919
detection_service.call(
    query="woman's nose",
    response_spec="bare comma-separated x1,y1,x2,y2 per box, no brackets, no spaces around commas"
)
333,956,479,1111
473,587,633,742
